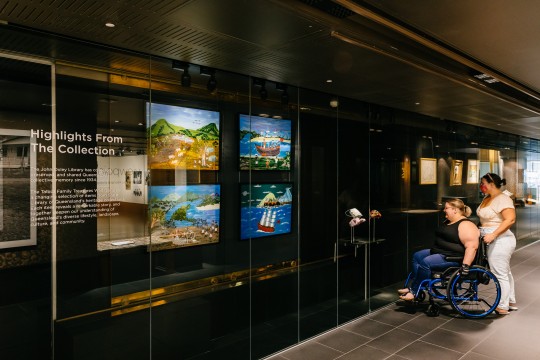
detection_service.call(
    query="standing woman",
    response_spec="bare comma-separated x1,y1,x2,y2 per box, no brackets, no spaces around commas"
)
477,173,517,315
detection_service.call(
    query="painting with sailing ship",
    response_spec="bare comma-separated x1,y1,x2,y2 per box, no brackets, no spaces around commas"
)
239,115,292,170
240,183,293,239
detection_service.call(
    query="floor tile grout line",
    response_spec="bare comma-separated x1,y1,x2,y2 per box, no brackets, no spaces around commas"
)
413,339,466,355
338,314,449,359
311,340,346,355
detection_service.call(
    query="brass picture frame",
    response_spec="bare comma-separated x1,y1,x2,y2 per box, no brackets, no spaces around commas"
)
450,160,463,186
419,158,437,185
466,159,479,184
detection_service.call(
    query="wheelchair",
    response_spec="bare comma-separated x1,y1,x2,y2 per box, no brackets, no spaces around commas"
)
402,238,501,318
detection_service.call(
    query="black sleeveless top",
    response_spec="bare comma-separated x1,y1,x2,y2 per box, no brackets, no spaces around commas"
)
431,218,472,257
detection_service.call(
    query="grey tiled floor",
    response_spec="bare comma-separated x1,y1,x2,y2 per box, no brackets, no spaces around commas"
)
266,240,540,360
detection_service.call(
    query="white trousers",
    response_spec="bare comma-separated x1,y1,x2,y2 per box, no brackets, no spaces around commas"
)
481,227,516,310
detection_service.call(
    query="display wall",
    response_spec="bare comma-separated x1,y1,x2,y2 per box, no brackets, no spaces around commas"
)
1,29,540,360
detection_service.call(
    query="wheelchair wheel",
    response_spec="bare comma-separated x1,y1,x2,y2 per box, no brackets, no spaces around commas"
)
446,266,501,318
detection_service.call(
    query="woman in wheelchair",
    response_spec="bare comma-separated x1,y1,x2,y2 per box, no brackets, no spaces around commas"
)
399,198,480,301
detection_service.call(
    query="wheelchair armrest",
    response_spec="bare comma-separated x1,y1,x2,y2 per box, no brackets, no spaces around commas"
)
445,256,462,262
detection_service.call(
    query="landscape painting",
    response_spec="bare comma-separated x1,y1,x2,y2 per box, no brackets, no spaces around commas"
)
240,183,292,239
149,184,220,250
148,103,220,170
239,115,292,170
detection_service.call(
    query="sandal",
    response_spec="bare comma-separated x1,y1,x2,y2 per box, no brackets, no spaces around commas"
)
509,303,519,311
495,307,510,315
397,288,410,295
399,292,415,301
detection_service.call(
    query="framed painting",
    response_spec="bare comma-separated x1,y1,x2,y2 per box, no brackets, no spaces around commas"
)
147,102,220,170
466,159,479,184
240,183,293,239
239,114,292,171
125,170,132,190
0,128,37,249
148,184,220,250
450,160,463,186
419,158,437,185
133,170,142,184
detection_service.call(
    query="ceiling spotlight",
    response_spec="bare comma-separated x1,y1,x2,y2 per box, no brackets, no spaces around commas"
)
259,86,268,101
172,60,191,87
181,70,191,87
207,74,217,92
253,78,267,100
281,91,289,106
172,60,189,71
252,77,265,87
201,67,217,92
276,83,289,106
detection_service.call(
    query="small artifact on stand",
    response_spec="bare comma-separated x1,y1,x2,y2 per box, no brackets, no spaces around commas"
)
369,209,382,219
347,208,366,227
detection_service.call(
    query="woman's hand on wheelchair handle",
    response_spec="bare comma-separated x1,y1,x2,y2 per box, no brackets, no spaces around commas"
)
482,233,496,244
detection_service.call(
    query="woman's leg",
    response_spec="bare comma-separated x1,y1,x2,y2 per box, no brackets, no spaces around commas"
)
417,253,459,284
487,231,516,310
509,270,516,305
409,249,431,291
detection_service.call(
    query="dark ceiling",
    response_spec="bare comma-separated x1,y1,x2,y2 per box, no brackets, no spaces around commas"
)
1,0,540,140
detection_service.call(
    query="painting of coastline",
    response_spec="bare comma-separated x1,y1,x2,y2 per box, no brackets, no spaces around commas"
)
240,183,292,239
148,103,220,170
149,184,220,250
239,115,291,170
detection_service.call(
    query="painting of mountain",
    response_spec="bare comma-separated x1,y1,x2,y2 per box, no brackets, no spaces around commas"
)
147,103,220,170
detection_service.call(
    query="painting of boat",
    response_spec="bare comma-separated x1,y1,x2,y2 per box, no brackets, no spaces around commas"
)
240,183,293,239
239,114,292,170
255,136,281,157
257,208,276,232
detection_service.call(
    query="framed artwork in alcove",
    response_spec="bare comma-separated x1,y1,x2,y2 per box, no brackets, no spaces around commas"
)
466,159,479,184
419,158,437,185
450,160,463,186
147,102,220,170
239,114,292,171
240,182,293,239
148,184,220,251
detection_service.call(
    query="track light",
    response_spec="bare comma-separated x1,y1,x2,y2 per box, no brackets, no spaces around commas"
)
281,91,289,105
252,78,265,87
172,60,191,87
253,78,267,100
200,67,217,92
276,83,289,105
259,86,268,101
207,74,217,92
181,70,191,87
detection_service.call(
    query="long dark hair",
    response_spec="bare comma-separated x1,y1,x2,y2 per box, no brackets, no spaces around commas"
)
482,173,506,189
